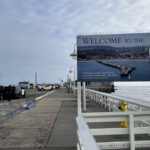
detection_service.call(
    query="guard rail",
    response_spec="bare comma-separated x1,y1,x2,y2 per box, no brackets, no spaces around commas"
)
86,89,150,112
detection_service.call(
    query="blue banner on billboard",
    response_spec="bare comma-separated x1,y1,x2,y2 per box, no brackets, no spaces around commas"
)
77,33,150,82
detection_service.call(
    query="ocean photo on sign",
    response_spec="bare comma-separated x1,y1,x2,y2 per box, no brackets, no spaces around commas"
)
77,33,150,82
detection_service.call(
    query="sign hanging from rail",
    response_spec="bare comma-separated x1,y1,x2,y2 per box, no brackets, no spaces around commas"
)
77,33,150,82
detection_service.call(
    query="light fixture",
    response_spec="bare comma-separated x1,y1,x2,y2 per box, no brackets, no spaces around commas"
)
70,43,77,60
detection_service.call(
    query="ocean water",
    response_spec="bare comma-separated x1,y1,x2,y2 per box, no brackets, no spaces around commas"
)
112,86,150,103
78,60,150,82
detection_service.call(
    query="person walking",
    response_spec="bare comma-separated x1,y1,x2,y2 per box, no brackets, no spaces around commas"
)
7,85,12,106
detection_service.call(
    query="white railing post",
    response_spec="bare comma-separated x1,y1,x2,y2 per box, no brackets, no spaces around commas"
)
108,101,111,112
139,106,142,111
100,95,102,105
112,98,116,111
138,106,143,127
129,114,135,150
104,96,107,109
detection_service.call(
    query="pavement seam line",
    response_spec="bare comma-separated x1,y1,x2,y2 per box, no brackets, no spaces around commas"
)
45,100,63,147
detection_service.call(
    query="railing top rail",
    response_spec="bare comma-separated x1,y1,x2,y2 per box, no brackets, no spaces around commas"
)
86,89,150,109
76,115,100,150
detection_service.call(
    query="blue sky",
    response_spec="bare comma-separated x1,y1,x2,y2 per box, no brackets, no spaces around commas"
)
0,0,150,85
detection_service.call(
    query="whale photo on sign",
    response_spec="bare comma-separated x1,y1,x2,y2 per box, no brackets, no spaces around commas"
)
77,33,150,82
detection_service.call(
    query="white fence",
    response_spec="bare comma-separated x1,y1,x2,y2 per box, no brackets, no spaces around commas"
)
86,89,150,112
83,111,150,150
76,88,150,150
76,115,99,150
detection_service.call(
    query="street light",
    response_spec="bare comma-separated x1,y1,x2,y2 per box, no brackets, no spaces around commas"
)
70,43,77,60
70,66,76,94
70,43,82,113
69,69,73,77
70,43,77,95
70,43,86,111
69,69,73,91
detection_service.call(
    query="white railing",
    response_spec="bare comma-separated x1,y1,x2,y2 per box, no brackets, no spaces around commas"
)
83,111,150,150
77,87,150,150
86,89,150,112
76,115,100,150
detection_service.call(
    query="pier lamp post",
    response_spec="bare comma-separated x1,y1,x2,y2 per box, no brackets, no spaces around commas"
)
67,74,70,93
34,72,37,101
70,43,77,95
70,43,77,60
70,66,76,94
69,69,73,90
70,43,86,112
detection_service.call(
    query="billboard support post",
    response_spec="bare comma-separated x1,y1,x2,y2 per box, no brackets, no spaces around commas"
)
74,69,76,95
35,72,37,95
83,82,86,111
77,82,82,115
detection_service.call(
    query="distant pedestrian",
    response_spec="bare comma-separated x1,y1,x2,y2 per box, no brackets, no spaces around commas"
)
7,85,12,105
67,85,70,93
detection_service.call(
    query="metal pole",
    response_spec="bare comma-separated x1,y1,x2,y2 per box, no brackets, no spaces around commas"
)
70,78,71,92
74,69,76,95
77,82,82,115
69,70,72,91
35,72,37,95
83,82,86,111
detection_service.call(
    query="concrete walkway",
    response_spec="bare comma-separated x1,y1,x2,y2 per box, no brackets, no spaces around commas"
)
0,89,47,120
0,87,77,150
0,87,149,150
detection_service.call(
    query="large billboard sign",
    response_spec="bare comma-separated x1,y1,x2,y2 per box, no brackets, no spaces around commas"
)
77,33,150,82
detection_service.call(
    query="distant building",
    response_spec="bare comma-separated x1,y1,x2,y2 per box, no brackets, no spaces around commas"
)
86,82,114,93
64,81,114,93
19,81,30,89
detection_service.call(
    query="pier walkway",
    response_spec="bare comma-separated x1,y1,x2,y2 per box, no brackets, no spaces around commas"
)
0,87,150,150
0,87,77,150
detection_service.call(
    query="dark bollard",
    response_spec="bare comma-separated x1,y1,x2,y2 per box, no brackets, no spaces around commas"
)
0,86,4,100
